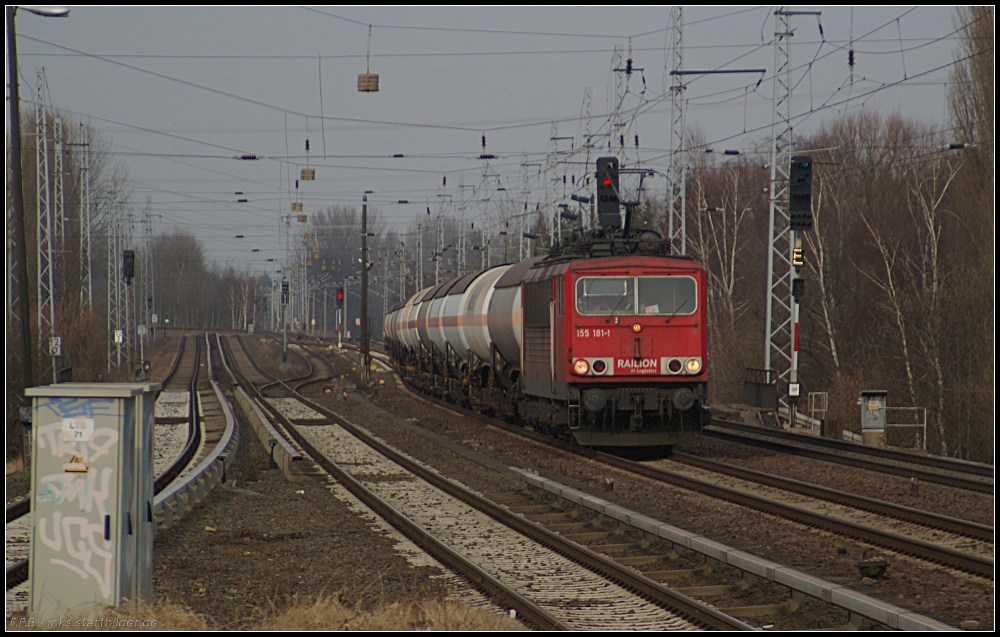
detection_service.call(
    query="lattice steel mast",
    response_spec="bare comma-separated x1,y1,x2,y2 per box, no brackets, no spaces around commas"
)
35,70,58,383
667,7,687,255
764,8,820,409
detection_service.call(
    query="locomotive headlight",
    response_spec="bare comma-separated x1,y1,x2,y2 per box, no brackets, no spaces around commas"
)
685,358,702,374
573,359,590,375
631,323,642,333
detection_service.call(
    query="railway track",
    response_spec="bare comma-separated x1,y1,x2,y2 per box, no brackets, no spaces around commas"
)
408,390,993,579
704,420,994,494
308,342,980,628
222,336,751,630
668,450,993,543
355,334,998,579
644,455,993,572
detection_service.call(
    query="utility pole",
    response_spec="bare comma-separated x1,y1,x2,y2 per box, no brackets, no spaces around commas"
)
382,252,388,338
361,194,370,385
416,217,424,290
76,124,93,308
141,202,157,343
53,117,65,243
397,242,406,299
434,212,441,286
342,274,348,346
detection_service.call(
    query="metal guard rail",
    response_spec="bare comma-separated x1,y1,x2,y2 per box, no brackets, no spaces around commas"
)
152,379,239,531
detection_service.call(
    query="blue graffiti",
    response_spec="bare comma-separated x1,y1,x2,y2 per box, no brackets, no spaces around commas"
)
36,397,116,422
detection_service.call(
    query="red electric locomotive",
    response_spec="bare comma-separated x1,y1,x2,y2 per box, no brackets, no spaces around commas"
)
516,252,708,447
384,158,709,448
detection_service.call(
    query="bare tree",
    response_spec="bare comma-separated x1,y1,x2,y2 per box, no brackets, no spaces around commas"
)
945,7,994,459
153,229,214,328
688,158,757,333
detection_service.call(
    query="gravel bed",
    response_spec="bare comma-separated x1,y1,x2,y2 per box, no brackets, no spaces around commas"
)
154,423,191,476
6,470,30,503
311,360,992,631
151,389,458,628
5,517,30,568
677,435,995,526
156,391,190,420
267,398,326,421
297,423,697,630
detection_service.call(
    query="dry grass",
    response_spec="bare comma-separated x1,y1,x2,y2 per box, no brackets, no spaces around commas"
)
8,597,525,631
256,595,526,631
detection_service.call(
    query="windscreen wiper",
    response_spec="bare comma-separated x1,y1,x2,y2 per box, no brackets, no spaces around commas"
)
662,295,693,325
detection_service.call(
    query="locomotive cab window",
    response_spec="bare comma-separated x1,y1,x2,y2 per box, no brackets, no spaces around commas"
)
576,276,696,316
637,276,697,315
576,277,634,315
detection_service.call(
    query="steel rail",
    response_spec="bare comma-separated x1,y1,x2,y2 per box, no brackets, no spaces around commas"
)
288,389,754,630
233,341,754,629
398,380,994,580
160,335,188,391
235,335,307,395
255,346,753,630
153,334,204,494
708,419,994,477
705,421,993,494
217,336,570,630
671,451,994,541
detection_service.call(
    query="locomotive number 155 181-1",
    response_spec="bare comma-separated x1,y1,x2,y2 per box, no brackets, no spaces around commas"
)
576,328,612,339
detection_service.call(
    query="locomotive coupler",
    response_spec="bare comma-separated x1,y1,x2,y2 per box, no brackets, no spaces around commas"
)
629,394,645,431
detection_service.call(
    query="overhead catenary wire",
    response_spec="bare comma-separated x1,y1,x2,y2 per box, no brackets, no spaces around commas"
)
13,7,974,278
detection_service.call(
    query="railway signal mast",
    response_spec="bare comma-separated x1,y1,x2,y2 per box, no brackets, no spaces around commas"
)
764,8,821,427
281,277,289,362
787,155,813,427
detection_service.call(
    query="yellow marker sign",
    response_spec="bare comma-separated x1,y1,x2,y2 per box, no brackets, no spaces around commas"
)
63,455,88,473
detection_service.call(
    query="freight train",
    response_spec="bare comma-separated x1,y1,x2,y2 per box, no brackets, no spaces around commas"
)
383,159,709,448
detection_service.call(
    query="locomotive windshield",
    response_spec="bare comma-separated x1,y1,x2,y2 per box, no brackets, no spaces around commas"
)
637,277,696,315
576,276,696,316
576,277,634,315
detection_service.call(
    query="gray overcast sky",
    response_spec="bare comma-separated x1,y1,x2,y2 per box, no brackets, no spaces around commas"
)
8,6,962,271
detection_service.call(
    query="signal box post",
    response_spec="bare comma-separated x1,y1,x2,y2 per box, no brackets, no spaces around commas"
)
26,382,161,618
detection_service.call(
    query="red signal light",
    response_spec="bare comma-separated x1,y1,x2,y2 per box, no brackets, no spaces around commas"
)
603,178,611,186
